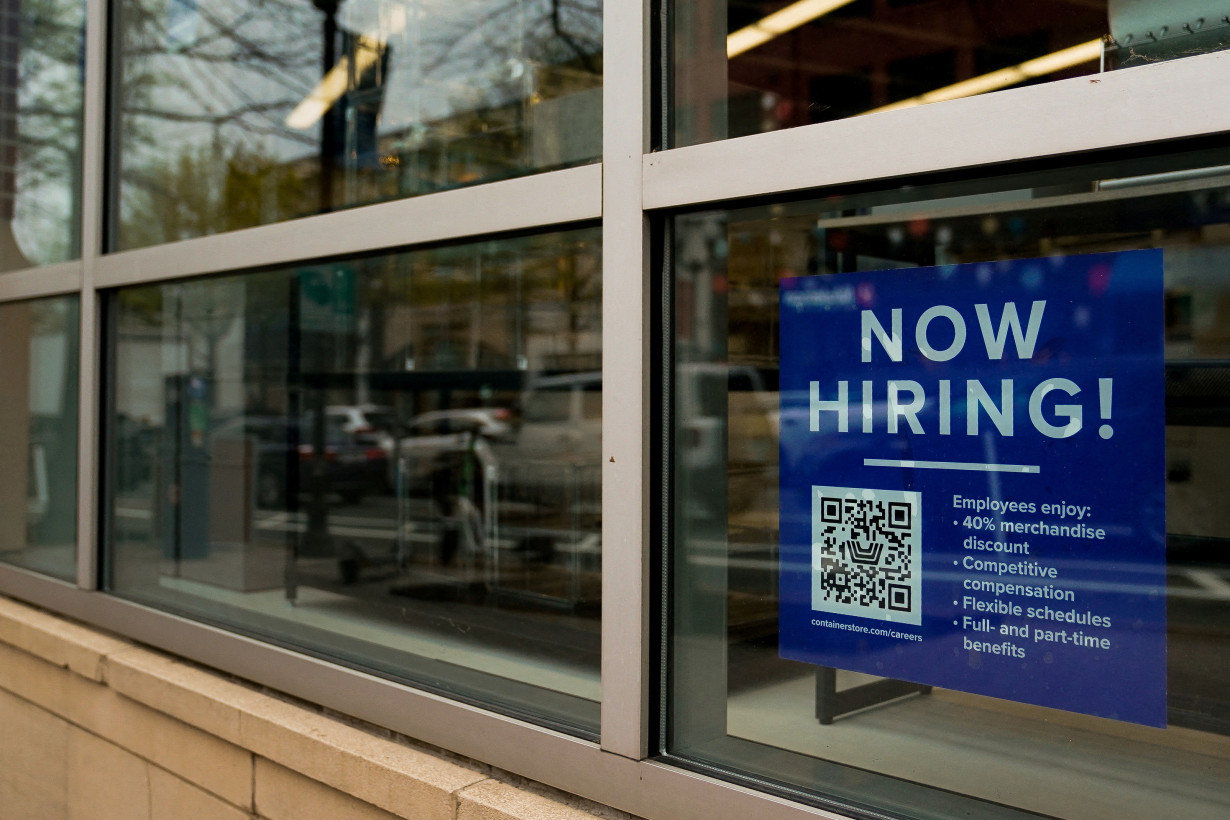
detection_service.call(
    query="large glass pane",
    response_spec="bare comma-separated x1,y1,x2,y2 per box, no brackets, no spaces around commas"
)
0,0,85,270
0,296,79,581
672,1,1229,147
668,147,1230,817
108,227,601,734
113,0,602,251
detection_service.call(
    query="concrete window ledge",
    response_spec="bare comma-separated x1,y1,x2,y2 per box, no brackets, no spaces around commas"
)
0,595,638,820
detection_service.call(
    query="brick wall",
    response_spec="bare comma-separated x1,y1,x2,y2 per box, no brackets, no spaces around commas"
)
0,595,635,820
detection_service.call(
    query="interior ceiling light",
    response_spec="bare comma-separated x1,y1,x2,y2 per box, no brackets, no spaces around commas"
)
867,38,1103,114
727,0,857,58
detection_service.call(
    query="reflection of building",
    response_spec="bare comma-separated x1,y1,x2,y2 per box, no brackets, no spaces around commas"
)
0,300,78,571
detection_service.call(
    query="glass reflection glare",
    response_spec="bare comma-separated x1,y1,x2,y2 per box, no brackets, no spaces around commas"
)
0,0,85,271
0,296,79,581
114,0,602,250
669,151,1230,818
109,228,602,733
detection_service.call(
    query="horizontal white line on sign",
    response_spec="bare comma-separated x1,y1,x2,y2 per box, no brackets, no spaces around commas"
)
864,459,1040,474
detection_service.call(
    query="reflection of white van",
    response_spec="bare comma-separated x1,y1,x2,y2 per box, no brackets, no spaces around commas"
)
491,372,602,518
677,364,776,470
676,364,778,516
510,371,602,463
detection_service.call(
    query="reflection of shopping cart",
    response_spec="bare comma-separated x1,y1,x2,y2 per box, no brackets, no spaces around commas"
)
487,459,601,610
394,443,600,610
396,435,497,581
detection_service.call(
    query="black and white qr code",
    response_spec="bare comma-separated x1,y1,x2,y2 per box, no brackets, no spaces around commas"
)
811,486,922,625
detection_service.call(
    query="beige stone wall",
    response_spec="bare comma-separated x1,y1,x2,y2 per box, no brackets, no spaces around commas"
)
0,595,635,820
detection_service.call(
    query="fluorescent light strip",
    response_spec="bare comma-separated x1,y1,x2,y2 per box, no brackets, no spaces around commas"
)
868,38,1103,114
727,0,857,58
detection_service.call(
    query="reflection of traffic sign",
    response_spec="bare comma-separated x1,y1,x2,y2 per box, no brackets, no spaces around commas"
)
298,267,357,333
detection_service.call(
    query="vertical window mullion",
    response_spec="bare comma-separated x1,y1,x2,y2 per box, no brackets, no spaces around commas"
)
600,0,653,759
76,0,108,590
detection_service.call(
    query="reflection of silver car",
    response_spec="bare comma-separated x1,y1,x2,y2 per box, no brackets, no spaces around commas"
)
213,415,388,508
405,408,515,441
327,404,397,452
396,408,514,491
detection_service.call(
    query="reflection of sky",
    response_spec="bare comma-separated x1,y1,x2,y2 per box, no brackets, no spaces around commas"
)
30,333,69,415
126,0,319,157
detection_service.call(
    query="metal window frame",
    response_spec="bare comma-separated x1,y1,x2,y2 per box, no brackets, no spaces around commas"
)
76,0,108,591
644,48,1230,211
601,0,653,762
0,1,1227,819
92,166,603,289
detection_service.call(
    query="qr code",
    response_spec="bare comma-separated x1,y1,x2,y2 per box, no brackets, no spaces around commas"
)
812,486,922,625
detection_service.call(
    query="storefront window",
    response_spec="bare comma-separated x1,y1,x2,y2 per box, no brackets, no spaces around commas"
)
672,0,1230,147
108,227,602,733
668,147,1230,817
0,296,79,581
112,0,602,251
0,0,86,271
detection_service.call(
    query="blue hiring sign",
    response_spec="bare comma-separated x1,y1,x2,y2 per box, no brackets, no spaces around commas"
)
778,249,1166,726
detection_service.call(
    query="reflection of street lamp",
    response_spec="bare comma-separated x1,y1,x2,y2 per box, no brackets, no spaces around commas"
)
288,270,335,563
313,0,340,212
292,1,390,212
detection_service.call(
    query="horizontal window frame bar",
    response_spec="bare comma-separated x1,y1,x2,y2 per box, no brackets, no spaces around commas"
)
645,49,1230,211
95,164,603,289
0,262,84,303
0,567,851,820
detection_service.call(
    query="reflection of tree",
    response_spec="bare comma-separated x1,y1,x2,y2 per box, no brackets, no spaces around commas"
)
29,295,73,334
121,141,317,248
553,235,601,364
373,231,600,374
5,0,84,268
116,0,603,249
116,285,164,328
179,278,245,396
117,0,321,247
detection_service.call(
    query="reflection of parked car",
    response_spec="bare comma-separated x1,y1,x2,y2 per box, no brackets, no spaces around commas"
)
397,408,513,492
405,408,515,441
329,404,400,490
213,415,388,508
327,404,398,437
328,404,399,463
